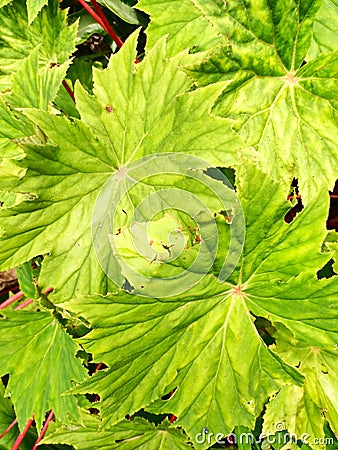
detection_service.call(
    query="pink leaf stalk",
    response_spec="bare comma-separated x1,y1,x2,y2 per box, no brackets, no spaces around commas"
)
78,0,123,48
62,80,75,103
11,417,34,450
0,418,17,440
14,298,34,310
0,291,24,309
91,0,124,48
32,410,54,450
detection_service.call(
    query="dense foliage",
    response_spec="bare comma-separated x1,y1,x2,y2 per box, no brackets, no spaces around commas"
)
0,0,337,449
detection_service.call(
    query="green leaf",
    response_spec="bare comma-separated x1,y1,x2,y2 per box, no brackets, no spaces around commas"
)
307,0,338,59
263,324,338,448
98,0,147,25
138,0,338,199
6,46,70,110
181,1,338,201
65,286,303,448
0,32,242,299
68,58,103,95
43,414,191,449
76,13,107,45
137,0,222,57
62,164,338,447
52,78,80,118
0,97,34,142
0,0,77,91
0,310,86,431
27,0,48,24
15,261,36,298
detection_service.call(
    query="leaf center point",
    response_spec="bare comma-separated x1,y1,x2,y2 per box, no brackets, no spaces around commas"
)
284,71,299,86
230,283,245,298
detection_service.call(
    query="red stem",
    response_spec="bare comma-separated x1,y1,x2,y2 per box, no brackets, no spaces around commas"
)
11,417,34,450
32,410,54,450
15,298,33,310
1,287,53,311
78,0,139,64
287,194,301,200
91,0,124,48
94,363,103,373
43,287,54,295
0,418,17,439
77,0,111,38
92,363,104,402
62,80,75,103
0,291,24,310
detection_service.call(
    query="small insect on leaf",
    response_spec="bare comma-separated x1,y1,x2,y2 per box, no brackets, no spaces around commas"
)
105,106,114,113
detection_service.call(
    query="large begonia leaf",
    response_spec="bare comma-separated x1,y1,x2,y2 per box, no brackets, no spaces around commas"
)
0,32,242,299
184,1,337,201
63,165,338,448
138,0,338,201
0,310,86,431
42,415,191,449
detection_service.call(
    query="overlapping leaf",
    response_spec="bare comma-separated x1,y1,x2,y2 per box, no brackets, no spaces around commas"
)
138,0,338,201
0,32,242,299
0,0,77,91
137,0,222,56
7,47,70,111
0,0,76,162
27,0,48,24
263,324,338,449
0,97,34,142
0,46,70,161
42,415,191,449
184,1,338,201
98,0,147,26
63,165,338,448
0,310,86,431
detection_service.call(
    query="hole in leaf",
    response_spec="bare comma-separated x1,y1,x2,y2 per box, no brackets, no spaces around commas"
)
161,387,178,400
327,179,338,231
254,316,276,346
317,259,336,279
122,278,133,292
132,409,168,425
284,178,303,223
